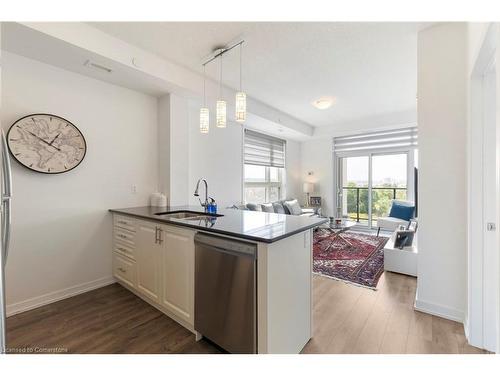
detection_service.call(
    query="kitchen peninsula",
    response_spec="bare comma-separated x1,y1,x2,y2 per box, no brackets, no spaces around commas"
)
109,206,326,354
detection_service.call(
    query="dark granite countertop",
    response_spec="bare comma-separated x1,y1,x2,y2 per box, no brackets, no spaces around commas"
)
109,205,327,243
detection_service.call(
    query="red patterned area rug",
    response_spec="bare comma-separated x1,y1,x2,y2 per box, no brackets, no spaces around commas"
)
313,230,389,289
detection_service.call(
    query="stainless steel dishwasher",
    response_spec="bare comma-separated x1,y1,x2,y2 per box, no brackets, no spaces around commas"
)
194,233,257,354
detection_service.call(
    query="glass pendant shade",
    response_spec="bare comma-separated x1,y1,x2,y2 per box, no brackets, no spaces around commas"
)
199,107,209,133
235,92,246,123
216,100,227,128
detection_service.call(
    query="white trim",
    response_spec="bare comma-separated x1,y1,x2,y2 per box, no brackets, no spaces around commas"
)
468,22,500,352
6,276,115,317
414,298,464,323
464,315,470,342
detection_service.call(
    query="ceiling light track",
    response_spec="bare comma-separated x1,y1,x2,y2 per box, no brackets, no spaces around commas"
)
201,39,245,67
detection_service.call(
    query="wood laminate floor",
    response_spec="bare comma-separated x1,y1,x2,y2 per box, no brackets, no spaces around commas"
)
6,272,486,354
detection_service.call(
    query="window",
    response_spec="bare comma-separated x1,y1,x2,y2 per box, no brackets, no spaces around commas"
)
244,165,284,203
244,130,286,203
334,127,418,228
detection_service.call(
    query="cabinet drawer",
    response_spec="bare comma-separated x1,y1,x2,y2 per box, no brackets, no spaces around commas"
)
113,252,137,288
114,241,135,260
114,228,136,247
114,215,136,232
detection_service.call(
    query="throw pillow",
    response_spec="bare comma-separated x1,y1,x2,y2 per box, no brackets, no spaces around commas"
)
284,199,303,215
261,203,274,213
389,202,415,221
272,202,286,214
246,203,262,211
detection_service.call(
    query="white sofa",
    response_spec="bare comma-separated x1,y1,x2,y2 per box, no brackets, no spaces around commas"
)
376,199,415,236
243,198,321,217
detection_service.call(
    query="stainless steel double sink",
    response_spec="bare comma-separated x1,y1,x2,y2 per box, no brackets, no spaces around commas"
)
154,210,223,221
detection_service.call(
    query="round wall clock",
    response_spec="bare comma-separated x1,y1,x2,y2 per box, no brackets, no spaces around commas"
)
7,113,87,174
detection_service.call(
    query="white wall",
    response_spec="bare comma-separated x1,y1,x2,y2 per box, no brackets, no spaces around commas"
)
158,95,170,200
416,23,468,322
187,101,244,208
300,138,334,216
1,52,158,313
158,94,190,206
285,140,302,200
169,95,190,206
187,102,302,208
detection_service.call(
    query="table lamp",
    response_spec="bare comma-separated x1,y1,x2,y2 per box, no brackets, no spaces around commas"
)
303,182,314,206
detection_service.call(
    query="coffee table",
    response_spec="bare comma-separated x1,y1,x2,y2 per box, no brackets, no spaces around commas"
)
317,219,357,247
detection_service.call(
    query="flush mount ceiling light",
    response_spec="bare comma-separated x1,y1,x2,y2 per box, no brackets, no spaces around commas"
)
311,97,335,110
199,40,246,133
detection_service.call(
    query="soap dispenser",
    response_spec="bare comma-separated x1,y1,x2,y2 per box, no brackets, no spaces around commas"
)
207,197,217,214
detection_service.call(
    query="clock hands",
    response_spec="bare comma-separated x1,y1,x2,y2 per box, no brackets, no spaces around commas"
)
26,130,62,152
49,133,61,145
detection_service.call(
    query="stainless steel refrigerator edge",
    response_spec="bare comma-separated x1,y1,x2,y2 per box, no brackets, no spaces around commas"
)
1,129,13,354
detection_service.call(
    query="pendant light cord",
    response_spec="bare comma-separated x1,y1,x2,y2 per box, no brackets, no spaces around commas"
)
203,64,206,107
219,53,223,98
239,43,243,91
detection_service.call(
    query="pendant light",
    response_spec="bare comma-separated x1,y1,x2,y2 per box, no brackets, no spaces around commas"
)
199,64,209,133
235,42,246,123
216,53,227,128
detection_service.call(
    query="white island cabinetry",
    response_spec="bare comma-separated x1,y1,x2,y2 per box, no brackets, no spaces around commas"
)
160,226,195,325
112,215,195,332
135,220,161,302
111,212,313,353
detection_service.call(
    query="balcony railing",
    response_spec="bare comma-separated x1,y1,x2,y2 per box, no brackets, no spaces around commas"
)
340,186,407,223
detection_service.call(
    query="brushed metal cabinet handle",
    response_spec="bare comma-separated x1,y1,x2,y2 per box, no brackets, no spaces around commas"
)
158,228,163,244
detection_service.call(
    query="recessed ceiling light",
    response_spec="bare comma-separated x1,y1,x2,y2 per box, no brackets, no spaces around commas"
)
311,97,335,110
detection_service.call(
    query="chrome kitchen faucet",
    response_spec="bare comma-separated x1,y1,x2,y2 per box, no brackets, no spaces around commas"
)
194,178,209,211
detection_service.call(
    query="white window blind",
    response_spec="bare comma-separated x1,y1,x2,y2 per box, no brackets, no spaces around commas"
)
333,127,418,154
244,130,286,168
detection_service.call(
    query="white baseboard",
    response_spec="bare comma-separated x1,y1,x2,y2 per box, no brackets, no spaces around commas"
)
6,276,116,317
414,298,464,323
464,315,470,341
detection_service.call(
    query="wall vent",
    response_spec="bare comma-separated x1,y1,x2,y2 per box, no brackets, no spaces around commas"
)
83,60,113,73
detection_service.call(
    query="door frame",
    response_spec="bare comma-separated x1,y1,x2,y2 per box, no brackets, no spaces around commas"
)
467,22,500,352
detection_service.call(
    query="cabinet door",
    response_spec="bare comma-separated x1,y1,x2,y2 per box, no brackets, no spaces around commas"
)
160,226,195,324
135,220,161,302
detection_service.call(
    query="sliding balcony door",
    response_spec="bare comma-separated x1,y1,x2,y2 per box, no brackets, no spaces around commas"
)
337,151,411,229
337,156,370,225
370,153,408,225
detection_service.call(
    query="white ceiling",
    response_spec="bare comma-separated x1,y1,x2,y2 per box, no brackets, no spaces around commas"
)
89,22,420,128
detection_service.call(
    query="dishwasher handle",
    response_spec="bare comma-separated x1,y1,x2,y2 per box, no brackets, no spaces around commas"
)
194,233,257,258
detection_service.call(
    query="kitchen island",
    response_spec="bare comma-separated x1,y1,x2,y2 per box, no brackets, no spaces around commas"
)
109,206,326,354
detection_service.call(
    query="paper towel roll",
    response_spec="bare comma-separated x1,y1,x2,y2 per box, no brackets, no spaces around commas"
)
150,192,167,207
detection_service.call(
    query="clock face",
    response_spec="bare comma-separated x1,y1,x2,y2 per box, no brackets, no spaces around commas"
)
7,114,87,174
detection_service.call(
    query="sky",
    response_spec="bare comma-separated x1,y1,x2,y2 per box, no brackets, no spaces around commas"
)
344,152,416,186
